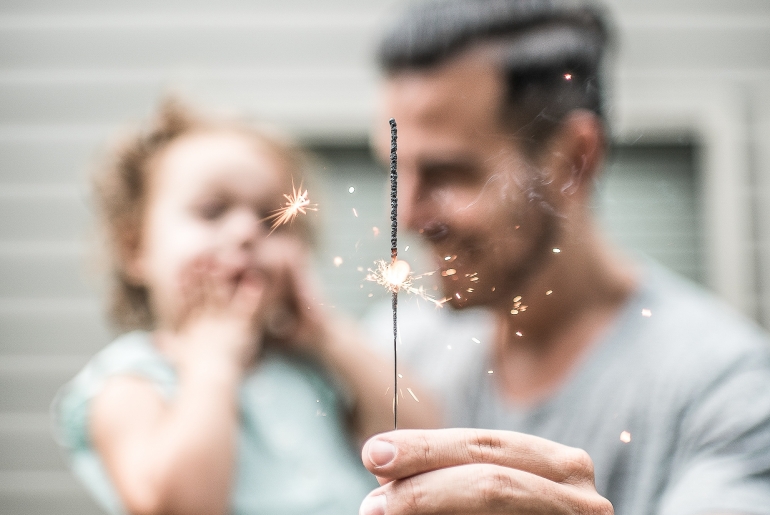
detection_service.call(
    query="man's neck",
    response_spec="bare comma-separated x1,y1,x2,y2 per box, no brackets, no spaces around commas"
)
491,228,638,406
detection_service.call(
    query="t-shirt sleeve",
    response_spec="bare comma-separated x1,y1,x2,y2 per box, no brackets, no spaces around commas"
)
50,332,176,515
51,332,176,454
659,357,770,515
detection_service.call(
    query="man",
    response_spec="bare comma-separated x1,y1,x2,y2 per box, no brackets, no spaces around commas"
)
359,1,770,514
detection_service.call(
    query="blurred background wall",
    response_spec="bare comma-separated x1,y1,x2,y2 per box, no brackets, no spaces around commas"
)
0,0,768,513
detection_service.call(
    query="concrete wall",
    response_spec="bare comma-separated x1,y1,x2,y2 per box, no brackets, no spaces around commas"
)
0,0,768,513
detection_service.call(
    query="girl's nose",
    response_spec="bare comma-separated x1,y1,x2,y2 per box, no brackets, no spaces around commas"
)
225,208,263,249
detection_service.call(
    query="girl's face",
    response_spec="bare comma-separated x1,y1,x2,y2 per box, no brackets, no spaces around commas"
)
128,130,289,329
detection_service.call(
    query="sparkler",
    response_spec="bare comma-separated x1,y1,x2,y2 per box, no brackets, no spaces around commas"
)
389,118,399,429
263,179,317,232
365,259,446,308
366,120,449,428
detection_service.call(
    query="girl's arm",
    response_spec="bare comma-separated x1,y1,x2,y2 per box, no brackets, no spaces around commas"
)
91,350,242,515
91,264,263,515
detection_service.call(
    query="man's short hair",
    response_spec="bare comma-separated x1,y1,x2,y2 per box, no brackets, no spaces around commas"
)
377,0,610,154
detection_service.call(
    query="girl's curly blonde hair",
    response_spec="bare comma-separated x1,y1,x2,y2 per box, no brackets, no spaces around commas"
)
94,98,311,331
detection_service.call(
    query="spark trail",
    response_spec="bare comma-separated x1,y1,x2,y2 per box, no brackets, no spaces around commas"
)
263,179,317,233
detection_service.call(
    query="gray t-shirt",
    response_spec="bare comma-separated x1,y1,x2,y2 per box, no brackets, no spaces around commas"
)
365,265,770,515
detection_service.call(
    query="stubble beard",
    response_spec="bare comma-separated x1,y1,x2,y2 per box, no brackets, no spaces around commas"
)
435,202,561,311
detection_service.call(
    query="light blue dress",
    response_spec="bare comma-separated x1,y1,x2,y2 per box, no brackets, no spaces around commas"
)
52,331,377,515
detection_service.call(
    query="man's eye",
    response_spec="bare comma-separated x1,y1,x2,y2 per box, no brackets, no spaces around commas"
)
423,164,475,186
197,201,228,220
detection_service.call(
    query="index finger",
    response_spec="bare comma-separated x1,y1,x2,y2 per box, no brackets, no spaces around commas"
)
362,428,596,487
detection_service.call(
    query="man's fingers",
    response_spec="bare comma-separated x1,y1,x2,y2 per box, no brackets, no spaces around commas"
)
359,463,612,515
362,428,596,487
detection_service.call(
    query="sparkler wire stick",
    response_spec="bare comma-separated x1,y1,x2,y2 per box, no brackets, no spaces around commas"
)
389,118,398,430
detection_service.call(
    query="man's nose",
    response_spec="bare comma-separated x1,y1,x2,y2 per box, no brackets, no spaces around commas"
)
398,173,421,232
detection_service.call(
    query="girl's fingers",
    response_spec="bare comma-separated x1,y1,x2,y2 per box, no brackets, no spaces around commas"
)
231,270,266,319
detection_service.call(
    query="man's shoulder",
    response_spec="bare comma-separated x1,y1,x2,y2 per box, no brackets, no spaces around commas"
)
641,265,768,350
624,264,770,390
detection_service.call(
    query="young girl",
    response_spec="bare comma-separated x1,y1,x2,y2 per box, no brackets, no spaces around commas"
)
52,100,438,515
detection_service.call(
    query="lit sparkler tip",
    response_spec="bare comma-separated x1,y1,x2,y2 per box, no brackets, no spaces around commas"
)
263,179,317,232
365,258,445,307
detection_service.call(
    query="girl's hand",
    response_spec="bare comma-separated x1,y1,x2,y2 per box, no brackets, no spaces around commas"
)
254,235,332,357
164,254,266,373
254,235,444,440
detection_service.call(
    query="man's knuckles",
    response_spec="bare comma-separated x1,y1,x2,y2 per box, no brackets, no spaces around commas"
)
384,464,549,514
363,462,611,515
465,429,506,464
558,447,596,486
365,430,597,491
473,464,524,510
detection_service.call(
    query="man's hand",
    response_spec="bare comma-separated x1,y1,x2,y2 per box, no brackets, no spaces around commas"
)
360,428,613,515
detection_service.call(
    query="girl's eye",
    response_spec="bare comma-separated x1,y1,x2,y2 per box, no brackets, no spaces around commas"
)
197,200,228,221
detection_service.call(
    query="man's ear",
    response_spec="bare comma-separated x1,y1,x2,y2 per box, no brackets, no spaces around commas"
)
542,110,606,199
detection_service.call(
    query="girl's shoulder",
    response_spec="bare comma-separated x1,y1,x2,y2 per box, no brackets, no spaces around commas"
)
83,331,174,381
52,331,176,452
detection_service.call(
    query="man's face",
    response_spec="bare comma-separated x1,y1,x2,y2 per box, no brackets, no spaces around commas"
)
380,54,560,309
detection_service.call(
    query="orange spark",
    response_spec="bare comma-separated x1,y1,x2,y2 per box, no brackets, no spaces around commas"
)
263,179,317,232
366,259,447,307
